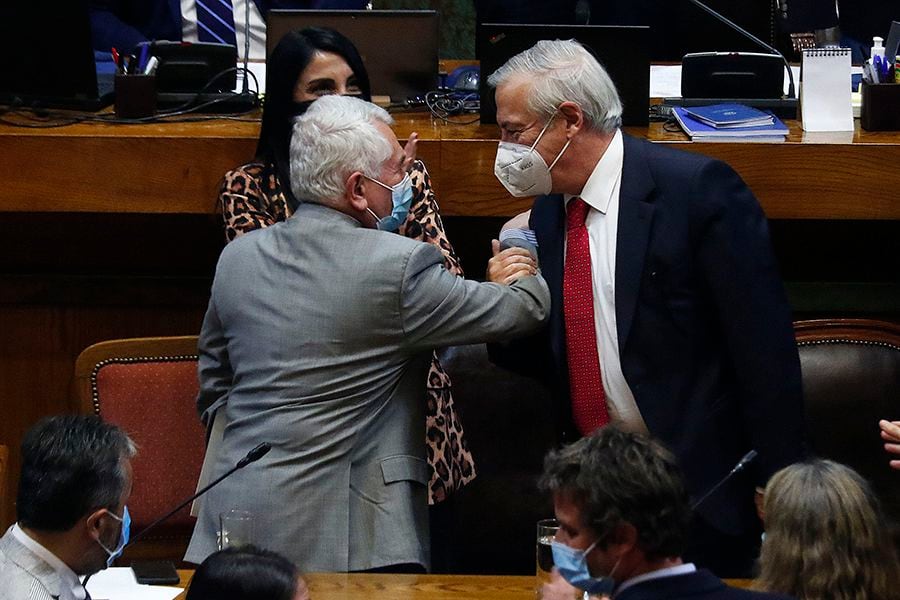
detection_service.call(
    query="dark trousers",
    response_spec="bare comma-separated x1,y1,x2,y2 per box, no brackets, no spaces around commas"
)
429,493,459,574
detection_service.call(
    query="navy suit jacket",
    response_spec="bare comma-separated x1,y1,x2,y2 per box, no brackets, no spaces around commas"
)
90,0,368,53
491,133,805,537
615,569,794,600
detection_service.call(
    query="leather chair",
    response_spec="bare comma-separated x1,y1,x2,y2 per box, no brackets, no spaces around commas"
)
794,318,900,530
74,336,204,564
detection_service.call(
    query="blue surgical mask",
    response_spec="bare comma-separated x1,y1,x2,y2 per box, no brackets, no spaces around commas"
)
97,506,131,568
364,172,414,232
551,539,617,596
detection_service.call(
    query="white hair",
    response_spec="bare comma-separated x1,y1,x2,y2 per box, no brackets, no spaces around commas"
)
289,95,394,206
487,39,623,133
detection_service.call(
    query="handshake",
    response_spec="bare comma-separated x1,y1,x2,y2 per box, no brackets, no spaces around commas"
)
487,220,540,285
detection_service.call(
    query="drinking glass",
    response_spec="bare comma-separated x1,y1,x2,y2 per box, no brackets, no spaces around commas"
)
536,518,559,590
217,510,254,550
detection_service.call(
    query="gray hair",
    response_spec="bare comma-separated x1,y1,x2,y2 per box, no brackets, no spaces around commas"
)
289,95,394,206
487,39,623,133
17,415,137,531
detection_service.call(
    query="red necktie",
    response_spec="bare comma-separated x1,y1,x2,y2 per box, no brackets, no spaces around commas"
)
563,198,609,435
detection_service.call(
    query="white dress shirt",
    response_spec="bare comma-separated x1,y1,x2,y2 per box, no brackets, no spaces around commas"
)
564,129,648,434
11,524,86,600
181,0,267,60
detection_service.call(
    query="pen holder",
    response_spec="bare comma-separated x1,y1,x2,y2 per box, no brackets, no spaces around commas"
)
860,82,900,131
115,74,157,119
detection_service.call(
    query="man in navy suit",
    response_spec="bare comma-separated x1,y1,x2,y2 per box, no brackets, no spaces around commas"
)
538,427,794,600
89,0,368,56
486,39,805,576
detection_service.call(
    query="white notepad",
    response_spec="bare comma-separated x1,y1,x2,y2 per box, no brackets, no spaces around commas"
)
800,48,853,132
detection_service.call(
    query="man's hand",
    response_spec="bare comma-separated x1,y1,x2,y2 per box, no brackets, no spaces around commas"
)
540,568,597,599
402,132,419,172
295,576,311,600
880,420,900,470
487,239,537,285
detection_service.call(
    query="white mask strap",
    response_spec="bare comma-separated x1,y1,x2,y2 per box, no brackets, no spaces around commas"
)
548,138,572,171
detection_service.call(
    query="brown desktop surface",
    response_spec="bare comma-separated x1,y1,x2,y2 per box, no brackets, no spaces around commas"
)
1,112,899,220
173,571,753,599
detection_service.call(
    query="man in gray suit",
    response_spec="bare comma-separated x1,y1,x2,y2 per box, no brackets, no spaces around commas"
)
0,415,135,600
185,95,550,572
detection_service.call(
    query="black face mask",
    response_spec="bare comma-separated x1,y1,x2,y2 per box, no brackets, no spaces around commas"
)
289,99,316,118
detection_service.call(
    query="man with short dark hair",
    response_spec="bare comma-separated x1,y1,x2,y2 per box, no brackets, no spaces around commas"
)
539,427,793,600
0,415,136,600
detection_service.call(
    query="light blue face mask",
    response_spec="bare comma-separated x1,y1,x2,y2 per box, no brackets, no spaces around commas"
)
551,539,617,596
364,172,414,232
97,506,131,568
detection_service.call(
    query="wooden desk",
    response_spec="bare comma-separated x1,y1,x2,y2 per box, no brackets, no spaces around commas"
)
1,113,899,220
174,571,535,600
173,571,755,599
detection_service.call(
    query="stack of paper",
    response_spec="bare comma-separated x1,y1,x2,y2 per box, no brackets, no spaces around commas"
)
672,105,789,141
85,567,183,600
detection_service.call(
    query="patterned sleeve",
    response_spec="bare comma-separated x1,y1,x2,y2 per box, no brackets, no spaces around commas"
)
403,159,464,277
219,163,288,243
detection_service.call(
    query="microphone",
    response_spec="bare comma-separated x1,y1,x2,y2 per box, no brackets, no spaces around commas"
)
691,449,757,511
82,442,271,589
241,0,251,97
685,0,796,100
127,442,271,547
499,228,539,258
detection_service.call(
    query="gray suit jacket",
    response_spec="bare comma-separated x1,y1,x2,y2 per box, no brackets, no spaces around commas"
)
0,527,62,600
184,203,550,571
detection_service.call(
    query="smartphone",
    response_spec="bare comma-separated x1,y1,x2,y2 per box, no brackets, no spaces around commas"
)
131,560,180,585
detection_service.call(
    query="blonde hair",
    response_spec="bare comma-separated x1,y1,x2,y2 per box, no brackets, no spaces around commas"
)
755,460,900,600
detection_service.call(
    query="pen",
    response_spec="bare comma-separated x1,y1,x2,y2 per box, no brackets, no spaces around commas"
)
143,56,159,75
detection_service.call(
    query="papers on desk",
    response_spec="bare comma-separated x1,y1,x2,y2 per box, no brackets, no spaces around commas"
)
85,567,183,600
672,106,788,141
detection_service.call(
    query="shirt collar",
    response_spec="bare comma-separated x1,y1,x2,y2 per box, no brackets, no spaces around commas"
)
13,524,87,600
565,128,623,215
614,562,696,596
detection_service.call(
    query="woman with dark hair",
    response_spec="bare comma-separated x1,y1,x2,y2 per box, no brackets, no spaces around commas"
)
185,546,309,600
216,27,474,563
225,26,374,231
755,459,900,600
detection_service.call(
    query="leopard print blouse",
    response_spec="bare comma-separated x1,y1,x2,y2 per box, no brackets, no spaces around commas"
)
219,159,476,504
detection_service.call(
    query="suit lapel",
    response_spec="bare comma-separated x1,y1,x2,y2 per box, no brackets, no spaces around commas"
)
169,0,182,28
615,134,656,353
531,195,566,365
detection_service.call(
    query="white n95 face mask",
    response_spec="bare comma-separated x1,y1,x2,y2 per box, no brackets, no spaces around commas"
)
494,112,571,198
